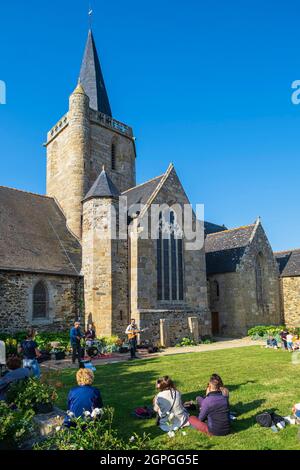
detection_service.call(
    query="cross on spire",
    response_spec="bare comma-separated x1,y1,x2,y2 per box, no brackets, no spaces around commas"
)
88,1,93,29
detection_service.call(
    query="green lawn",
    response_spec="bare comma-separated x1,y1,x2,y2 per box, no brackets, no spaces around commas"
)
53,346,300,450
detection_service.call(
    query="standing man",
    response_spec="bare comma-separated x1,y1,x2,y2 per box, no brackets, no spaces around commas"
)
125,319,142,360
70,322,84,365
20,329,41,378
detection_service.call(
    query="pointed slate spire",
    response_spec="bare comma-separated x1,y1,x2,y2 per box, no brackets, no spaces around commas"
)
79,30,112,116
83,168,120,202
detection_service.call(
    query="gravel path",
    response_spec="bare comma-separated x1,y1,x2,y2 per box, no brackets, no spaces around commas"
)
160,337,264,356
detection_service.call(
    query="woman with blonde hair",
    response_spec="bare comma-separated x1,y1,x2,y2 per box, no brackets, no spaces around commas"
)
65,368,103,426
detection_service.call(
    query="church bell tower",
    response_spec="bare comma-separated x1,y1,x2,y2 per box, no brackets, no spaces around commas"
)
45,29,136,239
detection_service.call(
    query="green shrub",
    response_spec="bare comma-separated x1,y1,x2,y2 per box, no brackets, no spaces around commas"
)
34,407,151,450
0,331,71,356
0,331,124,357
175,337,197,347
4,338,18,356
201,336,214,344
94,336,123,353
7,377,58,412
248,325,285,339
35,332,70,352
0,401,34,447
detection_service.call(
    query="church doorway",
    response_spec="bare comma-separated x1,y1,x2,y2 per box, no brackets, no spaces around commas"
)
211,312,220,336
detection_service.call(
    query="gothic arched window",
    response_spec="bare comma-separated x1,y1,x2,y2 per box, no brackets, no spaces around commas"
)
255,253,265,307
157,210,184,301
111,142,116,171
33,281,48,319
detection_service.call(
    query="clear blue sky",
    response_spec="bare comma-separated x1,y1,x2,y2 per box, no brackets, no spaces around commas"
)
0,0,299,251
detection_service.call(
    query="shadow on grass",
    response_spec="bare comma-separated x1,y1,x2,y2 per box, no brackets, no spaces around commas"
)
53,358,267,440
231,399,267,432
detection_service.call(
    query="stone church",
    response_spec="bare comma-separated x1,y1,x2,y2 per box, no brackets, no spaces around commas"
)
0,30,297,343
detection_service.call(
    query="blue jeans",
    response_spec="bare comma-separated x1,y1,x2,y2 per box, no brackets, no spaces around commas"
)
23,358,41,378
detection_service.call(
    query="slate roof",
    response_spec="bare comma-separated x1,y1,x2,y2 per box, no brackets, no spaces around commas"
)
205,224,256,275
0,187,82,276
275,249,300,277
79,30,112,116
204,221,227,235
122,175,164,210
84,169,120,201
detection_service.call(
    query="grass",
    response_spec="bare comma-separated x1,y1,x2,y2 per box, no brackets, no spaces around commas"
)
51,346,300,450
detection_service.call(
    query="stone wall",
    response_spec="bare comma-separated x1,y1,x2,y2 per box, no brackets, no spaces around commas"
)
0,271,82,334
208,223,281,337
82,197,129,338
90,120,135,193
129,165,211,341
280,276,300,327
46,89,90,239
135,309,210,347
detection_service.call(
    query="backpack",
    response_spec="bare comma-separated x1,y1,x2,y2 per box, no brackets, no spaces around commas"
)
256,412,285,428
133,406,154,419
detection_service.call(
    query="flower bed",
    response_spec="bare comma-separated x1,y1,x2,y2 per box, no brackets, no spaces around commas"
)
0,331,124,358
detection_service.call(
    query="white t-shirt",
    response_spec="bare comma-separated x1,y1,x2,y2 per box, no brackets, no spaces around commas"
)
287,334,293,343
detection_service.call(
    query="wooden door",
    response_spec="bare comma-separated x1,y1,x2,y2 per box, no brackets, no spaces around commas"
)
211,312,220,336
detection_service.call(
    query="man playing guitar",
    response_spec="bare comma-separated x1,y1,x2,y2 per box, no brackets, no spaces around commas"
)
125,319,144,360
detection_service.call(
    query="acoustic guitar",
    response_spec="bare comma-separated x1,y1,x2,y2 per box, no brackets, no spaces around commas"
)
127,327,149,340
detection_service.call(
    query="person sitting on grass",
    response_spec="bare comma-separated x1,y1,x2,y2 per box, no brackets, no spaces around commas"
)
189,375,231,436
266,335,278,349
210,373,230,398
292,334,300,351
0,356,31,401
65,368,103,426
153,376,189,433
280,329,288,350
292,403,300,423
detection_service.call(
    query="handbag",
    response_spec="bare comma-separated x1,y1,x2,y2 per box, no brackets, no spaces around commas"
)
156,389,177,426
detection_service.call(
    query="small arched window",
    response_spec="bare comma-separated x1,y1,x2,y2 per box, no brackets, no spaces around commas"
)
111,142,116,170
33,281,48,319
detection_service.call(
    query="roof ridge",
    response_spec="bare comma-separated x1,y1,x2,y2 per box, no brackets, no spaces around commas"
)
275,248,300,254
206,224,255,237
0,185,53,200
122,174,164,194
